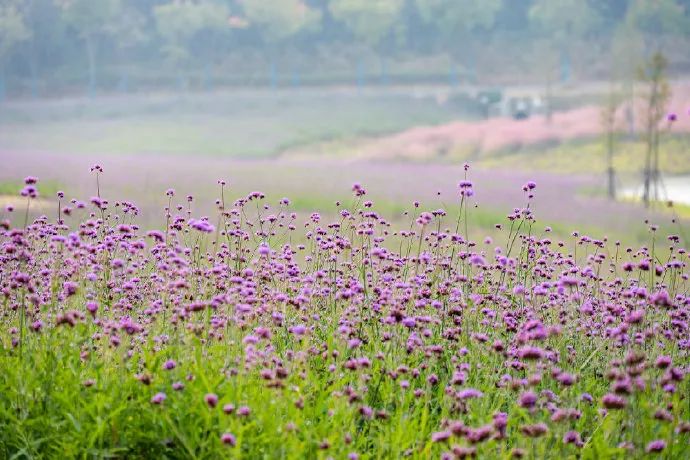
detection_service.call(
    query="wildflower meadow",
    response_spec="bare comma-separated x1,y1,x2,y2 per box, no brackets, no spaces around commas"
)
0,166,688,459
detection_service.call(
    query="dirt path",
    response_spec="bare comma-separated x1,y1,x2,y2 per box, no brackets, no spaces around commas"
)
284,83,690,161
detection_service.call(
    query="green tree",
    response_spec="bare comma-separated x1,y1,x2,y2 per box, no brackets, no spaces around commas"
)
240,0,320,42
329,0,402,47
0,0,30,100
413,0,501,83
610,19,645,137
601,83,623,200
329,0,404,86
529,0,602,82
56,0,122,92
240,0,321,86
625,0,689,52
17,0,69,97
154,0,229,89
638,52,671,207
112,1,149,91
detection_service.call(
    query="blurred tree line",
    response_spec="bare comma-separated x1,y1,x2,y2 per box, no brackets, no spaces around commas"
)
0,0,689,98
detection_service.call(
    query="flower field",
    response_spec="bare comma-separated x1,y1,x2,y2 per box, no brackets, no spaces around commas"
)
0,167,688,459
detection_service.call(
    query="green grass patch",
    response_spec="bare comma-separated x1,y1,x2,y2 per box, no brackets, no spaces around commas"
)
0,91,476,158
0,179,62,198
480,134,690,175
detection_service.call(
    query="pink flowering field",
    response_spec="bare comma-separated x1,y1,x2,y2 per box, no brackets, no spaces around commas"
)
0,166,688,459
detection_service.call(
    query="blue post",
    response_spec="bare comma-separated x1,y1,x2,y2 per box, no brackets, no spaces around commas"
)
449,64,459,87
0,75,5,104
291,70,300,87
203,64,212,91
29,63,38,99
356,59,364,93
270,62,278,89
468,57,477,85
118,74,129,93
379,57,387,86
88,65,96,98
560,50,571,83
30,75,39,98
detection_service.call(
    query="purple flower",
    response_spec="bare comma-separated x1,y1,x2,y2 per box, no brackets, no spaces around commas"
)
655,355,672,369
351,183,366,196
645,440,666,453
402,317,416,328
563,430,582,446
151,392,166,404
63,281,78,297
518,346,544,360
86,301,98,317
189,218,215,233
416,212,433,226
520,423,548,437
457,388,483,400
431,431,451,442
290,325,307,336
469,254,486,266
221,432,236,446
602,393,626,409
519,390,538,409
204,393,219,408
556,372,576,386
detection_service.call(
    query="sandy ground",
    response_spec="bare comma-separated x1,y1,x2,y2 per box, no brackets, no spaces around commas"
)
284,84,690,161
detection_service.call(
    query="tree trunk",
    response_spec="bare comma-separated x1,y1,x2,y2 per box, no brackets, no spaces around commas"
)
29,37,39,98
85,36,97,95
642,140,652,207
607,166,616,200
642,77,659,208
0,66,5,103
545,79,553,124
467,52,477,85
176,69,187,92
652,126,661,202
356,57,365,92
269,54,278,89
560,48,571,83
628,82,635,138
116,46,129,93
606,131,616,200
379,55,387,86
448,63,459,87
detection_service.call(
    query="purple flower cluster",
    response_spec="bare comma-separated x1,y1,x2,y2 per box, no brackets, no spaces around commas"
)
0,170,688,457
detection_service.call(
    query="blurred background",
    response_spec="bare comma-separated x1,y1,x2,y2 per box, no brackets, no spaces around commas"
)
0,0,689,243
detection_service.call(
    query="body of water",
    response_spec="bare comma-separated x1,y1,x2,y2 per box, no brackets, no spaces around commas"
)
622,175,690,206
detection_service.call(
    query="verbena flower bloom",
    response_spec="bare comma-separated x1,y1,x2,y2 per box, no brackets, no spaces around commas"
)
645,440,666,453
204,393,219,408
221,432,236,446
